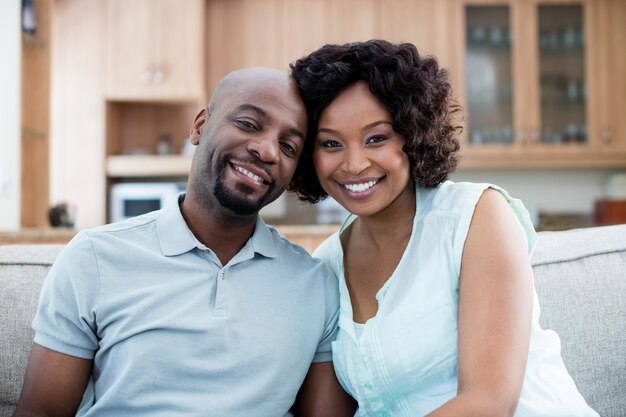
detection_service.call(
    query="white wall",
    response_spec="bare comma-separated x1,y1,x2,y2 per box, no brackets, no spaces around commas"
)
451,168,626,225
0,1,21,231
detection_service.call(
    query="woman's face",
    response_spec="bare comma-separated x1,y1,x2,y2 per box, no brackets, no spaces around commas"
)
313,81,413,218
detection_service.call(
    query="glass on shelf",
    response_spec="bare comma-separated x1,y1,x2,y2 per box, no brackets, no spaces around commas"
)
538,4,586,144
465,5,514,145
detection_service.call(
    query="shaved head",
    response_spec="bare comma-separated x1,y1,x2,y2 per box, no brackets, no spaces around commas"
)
208,67,296,113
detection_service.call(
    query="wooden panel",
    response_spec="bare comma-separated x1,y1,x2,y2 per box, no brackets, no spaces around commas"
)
106,0,205,100
51,0,107,228
207,0,285,94
105,0,153,97
598,0,626,155
283,0,333,64
106,102,199,156
327,0,381,43
21,0,51,227
379,0,450,60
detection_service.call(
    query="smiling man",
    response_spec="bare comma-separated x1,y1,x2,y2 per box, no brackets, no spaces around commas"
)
13,68,355,417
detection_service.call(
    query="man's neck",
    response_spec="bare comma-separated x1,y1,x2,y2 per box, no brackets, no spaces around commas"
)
180,193,258,266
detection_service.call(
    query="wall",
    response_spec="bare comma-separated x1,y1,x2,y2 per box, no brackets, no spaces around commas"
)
0,1,21,231
451,169,624,226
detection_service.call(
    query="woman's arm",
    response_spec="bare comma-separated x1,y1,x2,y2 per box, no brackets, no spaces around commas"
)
427,188,533,417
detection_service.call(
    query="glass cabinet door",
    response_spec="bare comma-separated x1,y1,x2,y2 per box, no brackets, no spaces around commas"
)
465,5,514,145
537,4,586,144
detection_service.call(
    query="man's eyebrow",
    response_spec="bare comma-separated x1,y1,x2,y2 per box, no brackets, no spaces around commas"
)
235,104,267,118
287,127,305,142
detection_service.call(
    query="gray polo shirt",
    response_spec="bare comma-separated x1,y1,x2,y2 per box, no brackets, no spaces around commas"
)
32,195,339,417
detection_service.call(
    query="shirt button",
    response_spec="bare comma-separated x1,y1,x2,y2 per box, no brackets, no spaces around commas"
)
364,382,373,390
219,271,225,279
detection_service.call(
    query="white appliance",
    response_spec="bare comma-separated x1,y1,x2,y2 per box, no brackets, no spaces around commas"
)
109,182,185,223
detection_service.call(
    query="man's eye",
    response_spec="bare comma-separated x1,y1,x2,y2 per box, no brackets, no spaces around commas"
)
236,119,258,130
280,141,298,155
319,139,341,148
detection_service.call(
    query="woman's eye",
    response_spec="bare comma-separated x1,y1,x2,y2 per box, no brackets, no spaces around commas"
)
366,135,388,144
319,139,341,148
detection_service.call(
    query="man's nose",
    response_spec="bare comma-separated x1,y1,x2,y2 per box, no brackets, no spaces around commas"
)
247,135,280,164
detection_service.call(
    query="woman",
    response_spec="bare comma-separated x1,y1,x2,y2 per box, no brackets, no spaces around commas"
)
289,40,598,417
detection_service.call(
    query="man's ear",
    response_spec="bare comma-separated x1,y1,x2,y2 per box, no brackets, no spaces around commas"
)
189,108,209,145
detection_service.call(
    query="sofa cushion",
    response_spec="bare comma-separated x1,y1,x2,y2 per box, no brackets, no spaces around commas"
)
0,244,64,417
532,225,626,417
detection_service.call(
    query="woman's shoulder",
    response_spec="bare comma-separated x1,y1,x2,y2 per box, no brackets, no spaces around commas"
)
419,181,492,215
312,229,344,274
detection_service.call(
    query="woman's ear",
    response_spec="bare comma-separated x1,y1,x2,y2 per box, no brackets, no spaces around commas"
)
189,108,209,145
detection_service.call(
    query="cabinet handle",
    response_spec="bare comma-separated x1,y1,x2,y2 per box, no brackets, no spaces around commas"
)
141,69,152,84
152,67,164,85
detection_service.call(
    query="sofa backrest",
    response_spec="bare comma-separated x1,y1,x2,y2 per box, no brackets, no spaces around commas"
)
0,244,64,417
0,226,625,416
532,224,626,417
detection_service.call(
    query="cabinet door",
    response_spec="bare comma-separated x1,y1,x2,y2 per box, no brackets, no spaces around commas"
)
451,0,524,167
595,0,626,159
106,0,205,100
453,0,624,168
207,0,285,94
525,0,595,165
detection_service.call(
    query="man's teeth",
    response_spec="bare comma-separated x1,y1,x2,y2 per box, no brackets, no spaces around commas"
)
344,180,377,193
235,166,263,183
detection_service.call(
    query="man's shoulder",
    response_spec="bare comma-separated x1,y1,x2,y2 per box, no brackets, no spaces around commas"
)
65,211,161,257
81,211,160,239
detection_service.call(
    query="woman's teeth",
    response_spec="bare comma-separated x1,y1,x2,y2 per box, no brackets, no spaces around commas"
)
235,166,263,183
344,180,377,193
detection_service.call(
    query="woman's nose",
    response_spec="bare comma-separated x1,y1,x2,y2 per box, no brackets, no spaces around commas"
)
343,147,369,174
247,135,279,163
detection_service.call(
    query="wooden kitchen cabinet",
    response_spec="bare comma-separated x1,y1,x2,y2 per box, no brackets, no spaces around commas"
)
105,0,205,101
594,0,626,160
448,0,626,168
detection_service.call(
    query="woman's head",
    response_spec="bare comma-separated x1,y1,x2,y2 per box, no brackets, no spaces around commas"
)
289,40,462,203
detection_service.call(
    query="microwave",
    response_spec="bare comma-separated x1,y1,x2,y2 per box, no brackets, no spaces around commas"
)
109,182,186,223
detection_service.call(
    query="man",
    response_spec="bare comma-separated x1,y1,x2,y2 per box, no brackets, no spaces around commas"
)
13,68,354,416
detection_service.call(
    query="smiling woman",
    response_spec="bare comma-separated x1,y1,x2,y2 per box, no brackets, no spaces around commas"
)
289,40,600,417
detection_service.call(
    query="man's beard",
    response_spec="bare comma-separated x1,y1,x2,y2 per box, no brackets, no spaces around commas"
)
196,153,277,216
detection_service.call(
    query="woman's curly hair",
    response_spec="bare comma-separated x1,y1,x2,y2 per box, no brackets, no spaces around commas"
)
288,39,462,203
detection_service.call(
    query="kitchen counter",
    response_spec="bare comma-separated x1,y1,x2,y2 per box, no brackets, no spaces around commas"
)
0,225,340,253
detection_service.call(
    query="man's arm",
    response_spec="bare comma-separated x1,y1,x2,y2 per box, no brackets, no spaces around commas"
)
12,343,92,417
293,361,356,417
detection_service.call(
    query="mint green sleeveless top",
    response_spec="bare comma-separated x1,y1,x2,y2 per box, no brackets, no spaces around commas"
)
314,181,598,417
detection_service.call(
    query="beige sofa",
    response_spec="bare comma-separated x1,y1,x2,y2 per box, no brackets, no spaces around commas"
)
1,225,625,416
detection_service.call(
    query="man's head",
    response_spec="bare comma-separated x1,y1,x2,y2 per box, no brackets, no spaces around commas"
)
187,68,307,218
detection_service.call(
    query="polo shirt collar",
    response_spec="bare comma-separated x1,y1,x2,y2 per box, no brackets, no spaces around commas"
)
157,194,199,256
249,216,277,258
156,194,278,258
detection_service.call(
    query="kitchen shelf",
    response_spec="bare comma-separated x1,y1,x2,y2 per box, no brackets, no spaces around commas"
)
106,155,191,178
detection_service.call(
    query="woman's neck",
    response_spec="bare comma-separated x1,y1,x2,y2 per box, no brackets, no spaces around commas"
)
350,183,416,248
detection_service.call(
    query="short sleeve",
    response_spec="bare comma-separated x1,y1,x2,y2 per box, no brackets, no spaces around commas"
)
312,262,340,363
32,231,101,359
452,183,538,277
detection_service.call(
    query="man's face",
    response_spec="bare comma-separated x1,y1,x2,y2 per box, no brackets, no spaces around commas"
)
190,72,307,217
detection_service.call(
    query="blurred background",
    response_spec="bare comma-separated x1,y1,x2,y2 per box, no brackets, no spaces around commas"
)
1,0,625,246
